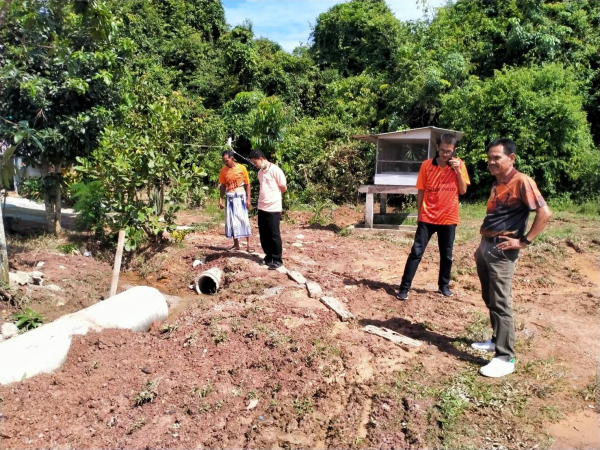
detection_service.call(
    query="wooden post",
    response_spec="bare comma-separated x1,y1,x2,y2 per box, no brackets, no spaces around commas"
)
109,230,126,297
380,193,387,214
365,193,374,228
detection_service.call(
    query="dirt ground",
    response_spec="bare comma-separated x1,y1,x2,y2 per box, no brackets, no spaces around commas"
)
1,205,598,449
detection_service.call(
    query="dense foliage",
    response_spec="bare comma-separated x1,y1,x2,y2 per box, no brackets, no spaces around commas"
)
1,0,598,242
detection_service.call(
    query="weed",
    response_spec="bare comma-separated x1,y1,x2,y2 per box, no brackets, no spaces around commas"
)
191,383,213,398
338,227,352,237
160,323,178,334
463,311,490,343
579,375,600,403
134,381,158,406
198,403,211,414
84,361,100,375
247,389,258,400
211,327,227,344
540,405,563,422
171,229,191,243
293,396,313,417
308,198,336,226
128,417,146,434
57,243,78,254
11,308,44,331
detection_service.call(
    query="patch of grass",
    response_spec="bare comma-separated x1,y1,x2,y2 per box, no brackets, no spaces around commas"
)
211,327,227,345
191,383,214,398
57,243,78,254
463,311,490,343
230,278,276,295
579,375,600,403
547,195,599,218
160,323,178,334
247,389,258,400
338,226,352,237
292,396,314,417
134,381,158,406
540,405,563,422
458,202,487,221
128,417,146,434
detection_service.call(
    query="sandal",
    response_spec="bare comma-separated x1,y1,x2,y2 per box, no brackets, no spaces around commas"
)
246,247,256,254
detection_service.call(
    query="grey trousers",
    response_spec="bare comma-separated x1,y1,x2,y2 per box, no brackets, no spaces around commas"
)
475,238,519,358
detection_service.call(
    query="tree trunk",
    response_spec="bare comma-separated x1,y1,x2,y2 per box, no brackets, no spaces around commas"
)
41,162,61,235
54,162,62,235
0,200,9,286
0,0,13,29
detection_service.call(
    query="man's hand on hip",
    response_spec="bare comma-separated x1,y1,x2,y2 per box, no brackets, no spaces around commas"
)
497,236,527,250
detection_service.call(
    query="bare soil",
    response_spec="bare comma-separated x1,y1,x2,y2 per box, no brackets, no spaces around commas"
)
1,206,598,449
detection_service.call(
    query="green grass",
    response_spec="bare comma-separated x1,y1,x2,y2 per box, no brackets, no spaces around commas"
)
458,202,487,221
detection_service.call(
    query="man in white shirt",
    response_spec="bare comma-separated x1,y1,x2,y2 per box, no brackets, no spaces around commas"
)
249,150,287,270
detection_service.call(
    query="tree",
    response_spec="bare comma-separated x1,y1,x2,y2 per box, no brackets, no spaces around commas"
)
311,0,402,76
0,0,130,234
440,64,597,198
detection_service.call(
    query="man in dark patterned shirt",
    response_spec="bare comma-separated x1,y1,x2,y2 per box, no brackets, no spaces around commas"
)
473,138,552,378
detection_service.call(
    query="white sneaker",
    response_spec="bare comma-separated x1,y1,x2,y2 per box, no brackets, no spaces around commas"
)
471,339,495,353
479,356,515,378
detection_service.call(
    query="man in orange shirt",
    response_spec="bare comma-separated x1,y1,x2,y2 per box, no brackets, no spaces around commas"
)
218,151,253,252
397,134,470,300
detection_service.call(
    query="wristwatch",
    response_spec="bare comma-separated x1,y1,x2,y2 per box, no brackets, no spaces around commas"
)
519,236,532,246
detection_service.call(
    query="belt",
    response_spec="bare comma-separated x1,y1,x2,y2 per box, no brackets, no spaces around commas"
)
482,235,515,243
226,192,246,198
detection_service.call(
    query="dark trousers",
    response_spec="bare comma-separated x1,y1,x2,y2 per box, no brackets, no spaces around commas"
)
400,221,457,291
257,210,282,265
475,238,519,358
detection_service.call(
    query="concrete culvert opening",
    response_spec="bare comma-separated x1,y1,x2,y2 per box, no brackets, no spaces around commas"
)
195,268,223,295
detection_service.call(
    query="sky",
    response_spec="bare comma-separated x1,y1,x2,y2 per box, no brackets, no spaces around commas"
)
222,0,450,53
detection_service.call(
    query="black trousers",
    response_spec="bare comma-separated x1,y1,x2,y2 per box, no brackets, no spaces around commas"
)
257,210,282,265
400,221,457,291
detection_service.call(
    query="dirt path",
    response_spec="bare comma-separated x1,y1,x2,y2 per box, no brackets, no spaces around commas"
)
1,209,598,449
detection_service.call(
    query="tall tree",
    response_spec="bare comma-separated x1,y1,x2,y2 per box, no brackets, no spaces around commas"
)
0,0,130,233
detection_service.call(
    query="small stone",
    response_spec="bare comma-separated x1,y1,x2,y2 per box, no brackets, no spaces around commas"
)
275,266,288,274
287,270,307,285
56,301,65,307
192,259,203,268
1,322,20,339
246,399,259,410
36,261,45,268
84,251,91,257
59,265,66,270
46,284,62,292
9,271,31,286
31,271,44,286
295,234,304,240
72,249,81,256
381,403,390,411
306,281,323,298
292,242,303,247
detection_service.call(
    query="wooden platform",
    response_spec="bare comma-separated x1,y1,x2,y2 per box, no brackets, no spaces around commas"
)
358,185,418,228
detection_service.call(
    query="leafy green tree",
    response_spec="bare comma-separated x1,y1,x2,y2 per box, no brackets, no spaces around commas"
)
440,64,596,198
311,0,402,76
0,0,131,233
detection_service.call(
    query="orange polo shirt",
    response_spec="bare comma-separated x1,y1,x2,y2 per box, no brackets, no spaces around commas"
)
218,164,250,192
416,158,470,225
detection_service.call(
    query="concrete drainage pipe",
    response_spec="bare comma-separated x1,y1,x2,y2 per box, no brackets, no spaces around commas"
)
195,267,223,295
0,286,168,385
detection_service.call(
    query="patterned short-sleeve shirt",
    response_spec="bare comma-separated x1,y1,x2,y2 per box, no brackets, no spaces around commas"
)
480,168,546,238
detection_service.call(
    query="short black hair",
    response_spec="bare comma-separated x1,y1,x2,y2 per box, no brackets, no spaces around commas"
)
436,133,458,148
222,150,234,158
248,150,265,160
488,138,516,155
